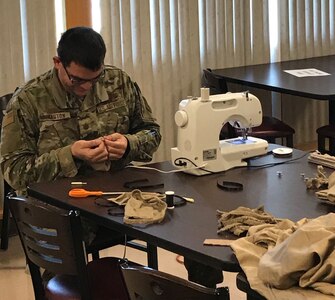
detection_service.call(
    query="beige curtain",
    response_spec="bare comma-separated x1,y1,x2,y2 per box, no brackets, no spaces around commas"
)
279,0,335,146
0,0,57,95
0,0,58,208
0,1,24,95
98,0,270,162
3,0,333,164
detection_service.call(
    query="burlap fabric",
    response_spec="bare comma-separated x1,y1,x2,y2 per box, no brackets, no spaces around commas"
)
108,189,167,225
217,205,281,236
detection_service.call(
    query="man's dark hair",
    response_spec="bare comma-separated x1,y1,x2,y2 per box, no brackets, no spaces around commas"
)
57,27,106,71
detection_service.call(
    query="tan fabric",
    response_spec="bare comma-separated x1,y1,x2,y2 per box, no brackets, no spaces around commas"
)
308,151,335,169
109,189,167,225
315,171,335,203
305,165,329,190
90,161,111,171
258,214,335,294
247,219,305,249
217,205,280,236
231,214,335,299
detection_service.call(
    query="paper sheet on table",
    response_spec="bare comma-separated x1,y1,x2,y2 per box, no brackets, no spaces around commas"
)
284,68,330,77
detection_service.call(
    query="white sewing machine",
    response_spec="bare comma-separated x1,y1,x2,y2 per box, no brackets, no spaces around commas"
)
171,88,269,175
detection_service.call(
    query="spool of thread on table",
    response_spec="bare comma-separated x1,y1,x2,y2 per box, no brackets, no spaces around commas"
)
165,191,175,209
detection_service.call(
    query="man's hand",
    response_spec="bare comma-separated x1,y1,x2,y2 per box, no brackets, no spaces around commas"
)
103,133,128,159
71,139,108,163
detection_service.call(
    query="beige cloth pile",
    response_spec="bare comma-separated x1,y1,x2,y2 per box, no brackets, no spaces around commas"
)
230,214,335,300
305,165,329,190
217,205,280,236
108,190,167,225
308,151,335,169
305,165,335,204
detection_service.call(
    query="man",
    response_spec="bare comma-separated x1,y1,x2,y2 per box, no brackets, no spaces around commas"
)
1,27,222,288
0,27,161,194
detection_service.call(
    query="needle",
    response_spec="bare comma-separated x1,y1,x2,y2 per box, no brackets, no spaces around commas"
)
68,188,121,198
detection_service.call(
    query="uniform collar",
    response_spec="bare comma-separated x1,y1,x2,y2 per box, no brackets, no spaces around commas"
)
50,68,109,109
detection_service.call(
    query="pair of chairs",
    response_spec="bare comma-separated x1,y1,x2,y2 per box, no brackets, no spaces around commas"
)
202,69,295,147
9,195,230,299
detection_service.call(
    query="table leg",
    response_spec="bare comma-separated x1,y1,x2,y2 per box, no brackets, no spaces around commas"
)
328,98,335,126
147,244,158,269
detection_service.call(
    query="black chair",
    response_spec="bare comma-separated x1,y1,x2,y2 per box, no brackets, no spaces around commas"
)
316,124,335,155
236,272,266,300
8,195,131,300
0,92,16,250
120,261,230,299
202,69,295,147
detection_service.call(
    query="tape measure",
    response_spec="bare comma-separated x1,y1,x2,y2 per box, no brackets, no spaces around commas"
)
272,147,293,157
217,180,243,191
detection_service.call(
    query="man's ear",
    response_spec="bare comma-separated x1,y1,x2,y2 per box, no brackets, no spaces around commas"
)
53,56,61,69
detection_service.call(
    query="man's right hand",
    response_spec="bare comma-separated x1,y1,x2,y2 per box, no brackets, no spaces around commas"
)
71,139,108,163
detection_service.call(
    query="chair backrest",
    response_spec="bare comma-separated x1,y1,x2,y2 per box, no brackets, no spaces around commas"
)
8,195,90,299
201,68,229,95
121,261,230,300
0,93,14,189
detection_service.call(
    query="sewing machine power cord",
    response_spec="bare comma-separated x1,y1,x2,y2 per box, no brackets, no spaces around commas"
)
125,152,309,175
173,152,310,173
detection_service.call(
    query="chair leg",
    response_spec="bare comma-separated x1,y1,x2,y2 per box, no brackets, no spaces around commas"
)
147,244,158,269
318,135,326,154
329,137,335,156
0,195,10,250
91,251,100,260
286,135,293,148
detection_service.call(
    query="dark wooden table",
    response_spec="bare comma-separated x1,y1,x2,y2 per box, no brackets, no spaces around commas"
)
212,55,335,125
27,147,335,272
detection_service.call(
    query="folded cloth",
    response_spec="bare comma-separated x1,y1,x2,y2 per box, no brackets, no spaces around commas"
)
308,151,335,169
217,205,280,236
230,215,335,300
109,189,167,225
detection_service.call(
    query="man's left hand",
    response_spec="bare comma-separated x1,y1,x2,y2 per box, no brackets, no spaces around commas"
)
103,133,128,159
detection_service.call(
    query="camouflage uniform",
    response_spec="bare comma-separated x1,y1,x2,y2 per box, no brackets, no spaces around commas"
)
0,65,161,195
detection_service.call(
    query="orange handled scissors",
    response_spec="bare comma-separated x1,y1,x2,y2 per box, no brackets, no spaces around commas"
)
69,188,122,198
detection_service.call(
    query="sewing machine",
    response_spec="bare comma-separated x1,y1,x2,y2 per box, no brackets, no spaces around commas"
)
171,88,269,175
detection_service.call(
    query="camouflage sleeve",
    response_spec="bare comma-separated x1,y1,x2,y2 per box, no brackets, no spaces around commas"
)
0,94,78,192
111,78,161,170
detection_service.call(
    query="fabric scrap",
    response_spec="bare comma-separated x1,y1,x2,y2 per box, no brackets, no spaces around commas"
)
217,205,280,236
108,189,166,225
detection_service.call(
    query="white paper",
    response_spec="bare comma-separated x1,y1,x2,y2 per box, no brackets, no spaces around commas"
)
284,68,330,77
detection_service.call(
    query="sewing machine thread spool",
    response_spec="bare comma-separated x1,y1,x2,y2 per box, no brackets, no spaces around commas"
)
200,87,210,102
165,191,175,209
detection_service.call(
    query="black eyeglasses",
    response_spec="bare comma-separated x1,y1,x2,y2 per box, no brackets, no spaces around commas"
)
62,63,105,86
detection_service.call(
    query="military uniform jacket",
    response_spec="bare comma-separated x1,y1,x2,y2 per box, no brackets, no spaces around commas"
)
0,66,161,193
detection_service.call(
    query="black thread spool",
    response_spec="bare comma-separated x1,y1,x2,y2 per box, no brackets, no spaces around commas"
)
165,191,175,209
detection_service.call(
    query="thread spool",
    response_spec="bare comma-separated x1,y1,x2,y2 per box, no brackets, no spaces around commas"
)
165,191,175,209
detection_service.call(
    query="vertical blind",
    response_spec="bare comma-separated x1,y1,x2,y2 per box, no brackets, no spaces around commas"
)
0,0,57,95
98,0,271,162
278,0,335,145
